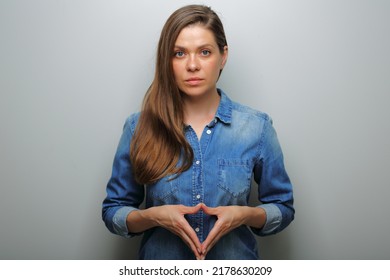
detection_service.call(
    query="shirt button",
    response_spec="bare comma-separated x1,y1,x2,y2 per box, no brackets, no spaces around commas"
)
195,160,200,165
195,227,200,232
206,129,212,134
196,194,201,199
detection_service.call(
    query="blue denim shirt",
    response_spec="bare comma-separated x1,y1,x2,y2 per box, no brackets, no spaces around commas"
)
102,89,294,259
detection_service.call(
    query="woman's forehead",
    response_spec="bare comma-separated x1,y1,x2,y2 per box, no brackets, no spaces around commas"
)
174,25,218,49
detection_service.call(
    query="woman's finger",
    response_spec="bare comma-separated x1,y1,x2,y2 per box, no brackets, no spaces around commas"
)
201,219,226,255
200,204,218,216
179,217,203,255
182,203,203,214
159,204,203,259
173,226,202,259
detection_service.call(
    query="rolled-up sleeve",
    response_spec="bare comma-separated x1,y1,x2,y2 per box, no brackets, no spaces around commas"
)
102,114,144,238
252,116,295,236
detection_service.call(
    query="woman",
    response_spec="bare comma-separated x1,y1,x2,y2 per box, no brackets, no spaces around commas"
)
102,4,294,260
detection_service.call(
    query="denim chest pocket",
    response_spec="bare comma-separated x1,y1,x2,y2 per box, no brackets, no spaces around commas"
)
217,159,252,198
146,175,179,205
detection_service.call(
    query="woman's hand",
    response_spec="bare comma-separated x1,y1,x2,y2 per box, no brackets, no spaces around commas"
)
154,204,204,259
127,203,204,259
200,204,266,258
127,203,266,260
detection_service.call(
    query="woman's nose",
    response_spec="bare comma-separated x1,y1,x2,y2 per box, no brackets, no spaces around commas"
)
186,55,200,71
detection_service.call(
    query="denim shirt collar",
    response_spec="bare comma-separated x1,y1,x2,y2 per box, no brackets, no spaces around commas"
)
215,88,232,125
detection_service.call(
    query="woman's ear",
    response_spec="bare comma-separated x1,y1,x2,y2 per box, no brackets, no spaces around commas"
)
221,45,228,69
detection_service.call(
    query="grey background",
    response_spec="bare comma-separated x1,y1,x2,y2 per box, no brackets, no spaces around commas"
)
1,0,389,259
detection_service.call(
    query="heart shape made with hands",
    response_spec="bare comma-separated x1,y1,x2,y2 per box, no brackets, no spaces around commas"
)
180,203,244,259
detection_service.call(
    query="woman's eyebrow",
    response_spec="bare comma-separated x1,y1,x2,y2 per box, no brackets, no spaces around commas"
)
173,44,216,50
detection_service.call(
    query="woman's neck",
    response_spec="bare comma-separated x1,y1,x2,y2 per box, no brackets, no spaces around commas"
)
183,89,220,139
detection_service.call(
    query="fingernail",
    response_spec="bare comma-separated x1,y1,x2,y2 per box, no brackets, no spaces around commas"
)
197,248,202,254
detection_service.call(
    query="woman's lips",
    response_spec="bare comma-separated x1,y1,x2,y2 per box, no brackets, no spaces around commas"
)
185,77,204,86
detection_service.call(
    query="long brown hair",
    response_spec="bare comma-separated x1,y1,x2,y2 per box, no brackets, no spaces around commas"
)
130,5,228,185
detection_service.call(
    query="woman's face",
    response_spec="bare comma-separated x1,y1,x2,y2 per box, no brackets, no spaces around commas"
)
172,24,228,100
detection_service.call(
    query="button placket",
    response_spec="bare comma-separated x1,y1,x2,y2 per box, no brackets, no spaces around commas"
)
189,125,206,241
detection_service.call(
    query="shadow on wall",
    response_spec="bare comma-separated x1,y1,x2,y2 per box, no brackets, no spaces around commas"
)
111,236,142,260
257,229,293,259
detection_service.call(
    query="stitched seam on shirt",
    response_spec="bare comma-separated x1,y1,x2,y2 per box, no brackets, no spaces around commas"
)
256,116,269,165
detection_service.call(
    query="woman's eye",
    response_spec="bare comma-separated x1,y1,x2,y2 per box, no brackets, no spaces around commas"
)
175,51,185,57
201,50,211,56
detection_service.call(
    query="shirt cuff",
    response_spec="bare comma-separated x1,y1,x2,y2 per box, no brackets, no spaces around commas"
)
112,206,140,238
253,203,282,235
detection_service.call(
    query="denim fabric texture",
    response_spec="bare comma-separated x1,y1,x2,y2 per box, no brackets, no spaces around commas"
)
102,89,294,259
